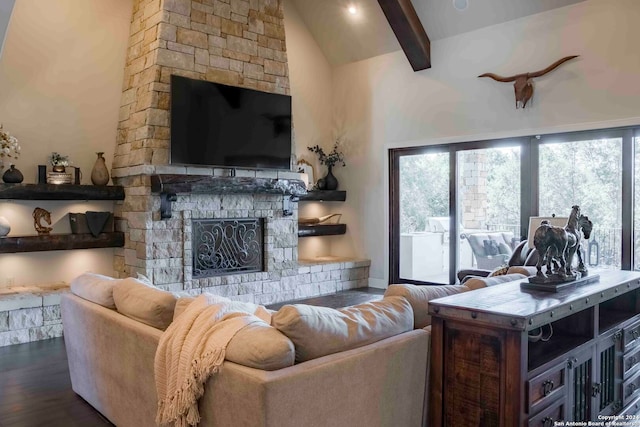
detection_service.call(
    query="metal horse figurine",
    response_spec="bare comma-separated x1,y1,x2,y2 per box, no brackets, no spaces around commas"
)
533,206,593,280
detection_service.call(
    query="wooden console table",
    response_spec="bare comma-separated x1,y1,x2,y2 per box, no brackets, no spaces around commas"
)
429,271,640,426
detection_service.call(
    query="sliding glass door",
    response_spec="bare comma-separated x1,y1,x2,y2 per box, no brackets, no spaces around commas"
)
390,126,637,286
539,135,623,270
457,146,521,271
395,150,451,284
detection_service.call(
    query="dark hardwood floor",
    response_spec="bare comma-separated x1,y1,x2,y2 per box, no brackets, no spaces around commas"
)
0,338,113,427
0,288,384,426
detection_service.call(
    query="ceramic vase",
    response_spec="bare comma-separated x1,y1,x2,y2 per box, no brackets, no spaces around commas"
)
324,166,338,191
0,216,10,237
52,165,66,173
91,152,110,185
2,165,24,183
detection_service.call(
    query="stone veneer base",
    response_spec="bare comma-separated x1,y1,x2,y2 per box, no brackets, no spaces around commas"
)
0,258,370,347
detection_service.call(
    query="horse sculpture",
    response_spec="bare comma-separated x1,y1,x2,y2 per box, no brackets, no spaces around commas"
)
33,207,53,235
533,205,593,280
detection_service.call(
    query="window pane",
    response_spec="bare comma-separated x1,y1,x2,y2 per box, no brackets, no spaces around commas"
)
457,147,521,271
539,138,622,270
398,152,450,283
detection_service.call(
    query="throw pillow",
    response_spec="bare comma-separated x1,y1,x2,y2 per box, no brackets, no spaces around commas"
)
498,242,512,255
70,272,120,309
464,273,527,291
226,322,295,371
483,239,499,256
272,296,413,363
384,284,467,328
113,278,177,330
489,266,510,277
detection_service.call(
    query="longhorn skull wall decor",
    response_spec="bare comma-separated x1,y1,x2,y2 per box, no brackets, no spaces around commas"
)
478,55,579,109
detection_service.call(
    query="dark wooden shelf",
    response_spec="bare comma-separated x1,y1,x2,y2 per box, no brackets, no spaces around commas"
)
298,224,346,237
0,232,125,253
0,184,124,200
150,174,306,196
297,190,346,202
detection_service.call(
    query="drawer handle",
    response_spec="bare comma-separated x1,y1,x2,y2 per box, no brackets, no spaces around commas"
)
628,383,637,397
629,356,637,369
633,330,639,340
542,417,554,427
542,380,555,396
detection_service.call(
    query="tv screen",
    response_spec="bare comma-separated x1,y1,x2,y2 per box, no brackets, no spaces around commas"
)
170,75,292,170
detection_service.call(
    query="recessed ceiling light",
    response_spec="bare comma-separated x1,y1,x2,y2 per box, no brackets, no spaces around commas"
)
348,5,357,15
453,0,468,11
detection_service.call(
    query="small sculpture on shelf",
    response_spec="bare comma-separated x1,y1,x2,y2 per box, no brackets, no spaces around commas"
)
33,207,53,235
298,213,342,225
530,205,593,286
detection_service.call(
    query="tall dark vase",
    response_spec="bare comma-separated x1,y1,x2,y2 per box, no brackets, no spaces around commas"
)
324,166,338,190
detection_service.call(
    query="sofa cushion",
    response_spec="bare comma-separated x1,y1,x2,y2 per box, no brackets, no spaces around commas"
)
226,322,295,370
70,273,120,309
384,284,468,328
272,296,413,363
464,273,527,291
172,296,293,370
113,278,177,330
173,296,196,320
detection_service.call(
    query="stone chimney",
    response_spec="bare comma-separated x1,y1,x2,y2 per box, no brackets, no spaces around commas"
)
113,0,289,174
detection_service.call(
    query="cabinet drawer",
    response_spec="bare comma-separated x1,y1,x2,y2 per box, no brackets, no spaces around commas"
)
624,319,640,351
623,370,640,407
528,399,564,427
527,361,566,414
624,346,640,379
620,395,640,417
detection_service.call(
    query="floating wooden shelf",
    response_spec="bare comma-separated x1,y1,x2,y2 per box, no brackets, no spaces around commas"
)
0,184,125,200
296,190,346,202
298,224,346,237
0,232,125,253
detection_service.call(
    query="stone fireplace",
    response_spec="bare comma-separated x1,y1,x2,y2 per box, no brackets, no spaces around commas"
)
110,0,369,305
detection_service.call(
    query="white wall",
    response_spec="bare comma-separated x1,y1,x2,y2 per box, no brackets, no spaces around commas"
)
283,0,342,260
331,0,640,287
0,0,133,285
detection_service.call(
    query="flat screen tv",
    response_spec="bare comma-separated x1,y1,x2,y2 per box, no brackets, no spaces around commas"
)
170,75,292,170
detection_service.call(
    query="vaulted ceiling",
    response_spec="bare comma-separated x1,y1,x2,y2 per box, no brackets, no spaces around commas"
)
290,0,587,66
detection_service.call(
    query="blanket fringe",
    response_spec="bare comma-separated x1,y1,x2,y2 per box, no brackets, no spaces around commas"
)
156,348,225,426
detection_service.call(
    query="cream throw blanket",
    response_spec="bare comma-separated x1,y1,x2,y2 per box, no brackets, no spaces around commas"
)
155,294,270,427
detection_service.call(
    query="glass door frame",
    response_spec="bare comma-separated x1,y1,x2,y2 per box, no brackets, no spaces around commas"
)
389,127,638,286
389,137,527,285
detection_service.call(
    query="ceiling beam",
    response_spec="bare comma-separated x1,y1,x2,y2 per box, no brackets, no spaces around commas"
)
377,0,431,71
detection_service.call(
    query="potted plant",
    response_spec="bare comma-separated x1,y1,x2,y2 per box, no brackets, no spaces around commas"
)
308,139,346,190
49,152,70,172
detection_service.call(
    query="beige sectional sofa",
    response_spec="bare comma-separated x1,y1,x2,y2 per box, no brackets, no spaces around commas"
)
61,274,431,427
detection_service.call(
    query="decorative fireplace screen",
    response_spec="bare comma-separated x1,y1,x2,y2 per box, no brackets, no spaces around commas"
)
192,218,264,278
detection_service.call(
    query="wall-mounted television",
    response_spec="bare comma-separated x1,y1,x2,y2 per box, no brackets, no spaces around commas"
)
170,75,292,170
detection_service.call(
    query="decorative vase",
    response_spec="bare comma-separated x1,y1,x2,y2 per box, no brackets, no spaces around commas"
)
52,165,66,173
316,178,326,190
91,152,110,186
324,166,338,191
0,216,10,237
2,165,24,183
